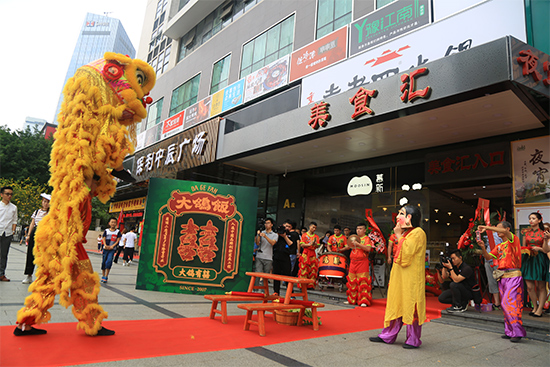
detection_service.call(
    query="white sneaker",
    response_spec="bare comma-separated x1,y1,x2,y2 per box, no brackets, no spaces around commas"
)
122,263,127,266
343,301,350,305
22,275,33,284
360,303,367,307
128,260,132,264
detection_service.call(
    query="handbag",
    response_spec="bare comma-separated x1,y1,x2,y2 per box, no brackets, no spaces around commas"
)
493,269,505,280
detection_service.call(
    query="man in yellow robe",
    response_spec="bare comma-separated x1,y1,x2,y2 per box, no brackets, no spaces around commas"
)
370,205,426,348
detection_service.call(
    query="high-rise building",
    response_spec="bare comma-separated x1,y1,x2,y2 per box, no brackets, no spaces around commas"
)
53,13,136,124
23,117,48,131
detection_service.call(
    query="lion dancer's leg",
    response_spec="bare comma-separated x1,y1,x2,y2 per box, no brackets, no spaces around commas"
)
14,229,61,335
356,258,372,306
346,271,359,305
69,242,109,336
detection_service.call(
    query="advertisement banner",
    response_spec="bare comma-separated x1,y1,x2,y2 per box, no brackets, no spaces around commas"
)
512,136,550,205
289,26,348,82
184,96,211,129
109,197,147,213
136,178,258,294
161,110,185,140
349,0,430,57
244,55,289,103
301,0,526,106
515,206,550,244
210,90,224,117
221,78,245,112
510,38,550,97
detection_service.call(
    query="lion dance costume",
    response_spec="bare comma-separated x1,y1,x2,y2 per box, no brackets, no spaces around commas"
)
346,235,373,306
15,53,155,336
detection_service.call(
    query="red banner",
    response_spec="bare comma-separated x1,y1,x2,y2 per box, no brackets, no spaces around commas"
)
162,110,185,134
290,26,347,82
224,219,238,273
157,213,172,267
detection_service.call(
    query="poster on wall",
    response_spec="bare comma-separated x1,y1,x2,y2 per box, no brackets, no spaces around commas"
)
244,55,289,103
136,177,258,295
160,110,185,140
512,136,550,205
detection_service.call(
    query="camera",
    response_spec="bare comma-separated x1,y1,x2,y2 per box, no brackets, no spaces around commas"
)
276,225,289,235
439,254,451,266
257,219,265,232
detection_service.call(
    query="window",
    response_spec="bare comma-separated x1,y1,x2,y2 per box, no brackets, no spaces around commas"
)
147,0,171,76
210,54,231,94
170,74,200,116
177,0,263,63
141,98,164,133
316,0,352,39
240,14,294,78
377,0,395,8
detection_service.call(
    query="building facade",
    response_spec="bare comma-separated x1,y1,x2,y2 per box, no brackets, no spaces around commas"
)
52,12,136,124
115,0,549,266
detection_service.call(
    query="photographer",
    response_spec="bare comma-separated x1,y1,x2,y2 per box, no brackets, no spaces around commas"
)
438,249,476,312
254,218,278,286
272,223,296,295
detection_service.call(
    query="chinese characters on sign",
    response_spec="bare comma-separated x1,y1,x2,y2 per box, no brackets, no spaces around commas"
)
135,132,206,175
308,102,331,129
133,118,219,183
307,67,431,128
349,0,430,57
428,151,505,175
425,143,510,186
137,178,258,295
517,49,550,86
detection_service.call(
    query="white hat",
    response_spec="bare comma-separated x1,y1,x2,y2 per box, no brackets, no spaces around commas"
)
40,193,51,201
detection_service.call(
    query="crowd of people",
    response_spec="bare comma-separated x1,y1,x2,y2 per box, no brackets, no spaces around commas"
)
3,183,550,346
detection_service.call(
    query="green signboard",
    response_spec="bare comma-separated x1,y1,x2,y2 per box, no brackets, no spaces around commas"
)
136,177,258,294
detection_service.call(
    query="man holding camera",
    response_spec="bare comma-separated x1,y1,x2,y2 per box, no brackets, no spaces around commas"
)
255,218,278,282
438,249,476,312
271,222,299,295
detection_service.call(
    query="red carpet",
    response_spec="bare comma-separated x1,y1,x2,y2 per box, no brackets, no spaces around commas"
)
1,297,446,367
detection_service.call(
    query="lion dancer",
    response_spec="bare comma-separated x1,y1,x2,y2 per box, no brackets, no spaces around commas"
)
298,222,320,288
14,53,156,336
345,223,373,307
370,205,426,348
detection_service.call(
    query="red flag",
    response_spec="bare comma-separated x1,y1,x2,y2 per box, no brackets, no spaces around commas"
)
117,207,124,226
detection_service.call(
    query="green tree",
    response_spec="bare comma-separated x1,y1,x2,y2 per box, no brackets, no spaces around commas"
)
91,197,112,230
0,125,53,186
0,178,49,225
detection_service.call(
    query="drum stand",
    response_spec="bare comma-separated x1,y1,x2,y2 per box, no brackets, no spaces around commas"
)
369,253,386,298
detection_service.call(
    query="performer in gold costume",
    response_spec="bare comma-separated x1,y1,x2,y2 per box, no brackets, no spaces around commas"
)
14,53,155,336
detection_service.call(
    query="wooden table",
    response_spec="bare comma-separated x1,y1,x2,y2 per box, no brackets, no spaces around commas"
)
245,272,315,304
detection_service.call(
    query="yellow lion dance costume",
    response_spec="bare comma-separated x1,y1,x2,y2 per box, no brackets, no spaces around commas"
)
15,53,155,336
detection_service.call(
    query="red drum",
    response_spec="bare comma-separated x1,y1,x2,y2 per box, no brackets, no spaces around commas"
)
318,252,348,278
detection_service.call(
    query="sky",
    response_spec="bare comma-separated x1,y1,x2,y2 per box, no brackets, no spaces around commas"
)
0,0,148,132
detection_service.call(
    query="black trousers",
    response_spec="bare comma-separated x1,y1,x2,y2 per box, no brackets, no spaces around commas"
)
438,281,473,307
24,228,37,275
113,245,124,263
123,247,134,262
272,256,291,294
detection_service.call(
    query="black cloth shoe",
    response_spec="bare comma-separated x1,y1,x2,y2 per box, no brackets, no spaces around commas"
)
403,343,419,349
501,335,511,339
94,327,115,336
369,336,386,343
14,326,47,336
510,337,521,343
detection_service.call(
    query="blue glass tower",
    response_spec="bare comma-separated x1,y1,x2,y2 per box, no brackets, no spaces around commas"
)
53,13,136,124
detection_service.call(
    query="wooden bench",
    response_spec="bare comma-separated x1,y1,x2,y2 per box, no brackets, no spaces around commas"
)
238,303,305,337
204,294,278,324
300,301,325,331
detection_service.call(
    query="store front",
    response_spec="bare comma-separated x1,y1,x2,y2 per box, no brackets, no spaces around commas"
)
216,36,548,267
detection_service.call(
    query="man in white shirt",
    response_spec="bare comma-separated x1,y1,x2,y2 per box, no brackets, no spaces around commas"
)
122,227,137,266
0,186,18,281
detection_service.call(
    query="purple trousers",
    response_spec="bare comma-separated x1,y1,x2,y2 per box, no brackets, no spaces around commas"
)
499,276,526,338
378,317,422,347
